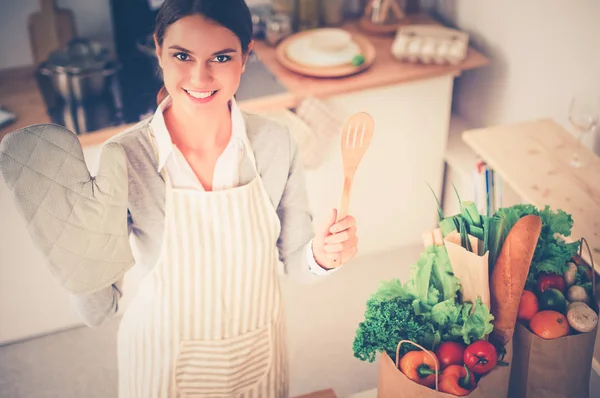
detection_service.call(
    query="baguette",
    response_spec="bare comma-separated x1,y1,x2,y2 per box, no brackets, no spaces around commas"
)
489,214,542,347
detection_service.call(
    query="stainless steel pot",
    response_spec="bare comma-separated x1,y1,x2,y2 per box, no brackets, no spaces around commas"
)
40,38,118,103
39,62,119,103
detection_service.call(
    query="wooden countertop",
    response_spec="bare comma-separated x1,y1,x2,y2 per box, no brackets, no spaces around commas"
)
0,66,51,142
462,119,600,273
0,13,489,148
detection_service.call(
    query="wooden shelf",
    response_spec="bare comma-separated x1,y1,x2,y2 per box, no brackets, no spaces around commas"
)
462,118,600,273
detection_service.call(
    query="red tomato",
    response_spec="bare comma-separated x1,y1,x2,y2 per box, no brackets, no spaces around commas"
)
463,340,498,375
435,341,466,369
537,273,566,293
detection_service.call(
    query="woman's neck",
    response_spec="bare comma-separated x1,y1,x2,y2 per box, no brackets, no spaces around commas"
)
164,101,232,152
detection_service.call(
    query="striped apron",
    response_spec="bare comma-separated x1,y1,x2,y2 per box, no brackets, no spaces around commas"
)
117,130,288,397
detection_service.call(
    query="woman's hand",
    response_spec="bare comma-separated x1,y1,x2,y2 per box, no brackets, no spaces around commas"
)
313,209,358,270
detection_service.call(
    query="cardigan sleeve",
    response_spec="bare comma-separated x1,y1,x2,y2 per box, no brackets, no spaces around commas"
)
275,130,336,283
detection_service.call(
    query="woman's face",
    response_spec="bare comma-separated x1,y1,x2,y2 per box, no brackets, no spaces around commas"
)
155,15,251,116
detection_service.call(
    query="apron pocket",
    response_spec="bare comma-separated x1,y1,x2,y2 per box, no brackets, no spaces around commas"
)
175,326,272,397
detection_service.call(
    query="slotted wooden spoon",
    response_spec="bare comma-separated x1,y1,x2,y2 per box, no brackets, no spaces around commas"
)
332,112,375,266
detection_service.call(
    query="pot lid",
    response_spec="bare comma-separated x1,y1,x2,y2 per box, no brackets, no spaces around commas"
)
47,38,112,74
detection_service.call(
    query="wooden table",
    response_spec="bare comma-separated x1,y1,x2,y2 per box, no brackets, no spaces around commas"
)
462,118,600,273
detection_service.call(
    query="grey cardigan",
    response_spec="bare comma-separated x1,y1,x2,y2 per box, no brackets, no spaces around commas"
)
71,111,321,327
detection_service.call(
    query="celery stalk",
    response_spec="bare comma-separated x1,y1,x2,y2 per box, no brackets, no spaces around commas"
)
459,217,473,253
482,216,490,257
440,216,459,237
461,201,482,228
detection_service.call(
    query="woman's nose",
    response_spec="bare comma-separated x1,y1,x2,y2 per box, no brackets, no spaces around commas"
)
190,63,213,86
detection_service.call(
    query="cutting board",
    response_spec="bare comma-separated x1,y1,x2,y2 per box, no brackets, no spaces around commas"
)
28,0,77,64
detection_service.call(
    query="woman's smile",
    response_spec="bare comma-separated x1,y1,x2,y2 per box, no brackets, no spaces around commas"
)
183,88,219,103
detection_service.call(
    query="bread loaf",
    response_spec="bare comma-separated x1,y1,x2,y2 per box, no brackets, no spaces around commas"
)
489,214,542,347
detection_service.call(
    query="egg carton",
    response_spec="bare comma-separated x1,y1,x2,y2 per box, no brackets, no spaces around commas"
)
391,25,469,65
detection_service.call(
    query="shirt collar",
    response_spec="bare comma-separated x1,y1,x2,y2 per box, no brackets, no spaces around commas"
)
149,95,248,173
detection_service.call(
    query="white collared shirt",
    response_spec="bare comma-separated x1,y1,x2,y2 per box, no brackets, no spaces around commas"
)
150,96,332,275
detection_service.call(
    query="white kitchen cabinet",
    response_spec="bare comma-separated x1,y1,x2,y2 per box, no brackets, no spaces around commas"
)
303,75,455,255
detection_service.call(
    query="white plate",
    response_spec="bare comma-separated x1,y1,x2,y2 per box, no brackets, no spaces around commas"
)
285,28,362,68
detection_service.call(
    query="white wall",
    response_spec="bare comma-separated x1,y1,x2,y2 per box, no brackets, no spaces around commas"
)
0,0,115,70
433,0,600,154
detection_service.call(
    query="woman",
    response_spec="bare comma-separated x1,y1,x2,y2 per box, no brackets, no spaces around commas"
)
70,0,359,397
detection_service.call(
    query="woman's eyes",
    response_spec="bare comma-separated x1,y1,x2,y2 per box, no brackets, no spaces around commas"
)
174,52,190,61
172,53,231,63
212,55,231,63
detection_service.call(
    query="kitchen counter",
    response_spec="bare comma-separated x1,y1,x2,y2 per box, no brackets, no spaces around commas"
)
0,14,489,148
252,15,489,101
0,66,50,142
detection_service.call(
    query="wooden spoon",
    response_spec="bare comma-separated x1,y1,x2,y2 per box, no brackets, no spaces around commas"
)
332,112,375,266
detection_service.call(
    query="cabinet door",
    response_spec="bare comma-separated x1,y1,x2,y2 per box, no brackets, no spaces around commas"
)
302,75,454,256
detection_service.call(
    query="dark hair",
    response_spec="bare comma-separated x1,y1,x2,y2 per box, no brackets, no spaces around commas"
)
154,0,253,103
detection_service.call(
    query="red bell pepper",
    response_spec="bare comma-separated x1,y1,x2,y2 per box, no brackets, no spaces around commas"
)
439,365,477,396
399,350,440,388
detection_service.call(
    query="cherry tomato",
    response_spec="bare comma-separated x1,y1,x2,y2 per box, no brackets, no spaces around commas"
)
537,273,566,293
463,340,498,375
435,341,466,369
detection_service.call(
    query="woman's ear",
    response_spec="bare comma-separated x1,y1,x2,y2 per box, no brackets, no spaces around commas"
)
241,40,255,73
154,34,164,69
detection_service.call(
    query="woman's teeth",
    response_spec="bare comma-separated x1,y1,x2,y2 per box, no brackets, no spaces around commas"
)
186,89,216,99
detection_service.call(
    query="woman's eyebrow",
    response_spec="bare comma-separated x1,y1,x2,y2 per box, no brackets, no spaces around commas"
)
167,46,237,56
212,48,237,55
168,45,194,53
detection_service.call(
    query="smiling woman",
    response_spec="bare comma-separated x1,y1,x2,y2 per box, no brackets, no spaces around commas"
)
61,0,358,397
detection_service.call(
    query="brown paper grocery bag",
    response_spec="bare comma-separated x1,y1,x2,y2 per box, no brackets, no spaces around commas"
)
377,340,513,398
508,321,597,398
508,238,598,398
444,231,491,310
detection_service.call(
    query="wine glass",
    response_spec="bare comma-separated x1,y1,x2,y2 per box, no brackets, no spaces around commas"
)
568,94,600,168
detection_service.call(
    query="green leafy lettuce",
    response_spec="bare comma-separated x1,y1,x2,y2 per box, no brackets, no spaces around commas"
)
488,204,580,286
352,245,494,363
404,245,461,310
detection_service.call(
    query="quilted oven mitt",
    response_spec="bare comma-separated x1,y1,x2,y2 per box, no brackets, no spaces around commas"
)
0,124,134,294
